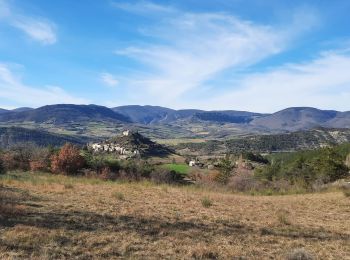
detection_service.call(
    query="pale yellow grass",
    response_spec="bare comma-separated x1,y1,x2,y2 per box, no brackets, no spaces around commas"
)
0,172,349,259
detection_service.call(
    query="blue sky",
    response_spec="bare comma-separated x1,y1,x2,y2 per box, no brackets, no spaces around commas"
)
0,0,350,112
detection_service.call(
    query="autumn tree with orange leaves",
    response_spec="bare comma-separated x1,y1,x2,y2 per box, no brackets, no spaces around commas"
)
51,143,85,175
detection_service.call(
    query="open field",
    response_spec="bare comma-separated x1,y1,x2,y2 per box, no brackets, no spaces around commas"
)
162,163,191,175
1,172,349,259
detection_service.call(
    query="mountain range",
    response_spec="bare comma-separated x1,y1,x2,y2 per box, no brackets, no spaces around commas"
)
0,104,349,139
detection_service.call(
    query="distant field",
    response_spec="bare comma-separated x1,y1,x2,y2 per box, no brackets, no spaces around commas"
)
155,138,207,145
162,163,191,174
1,172,349,259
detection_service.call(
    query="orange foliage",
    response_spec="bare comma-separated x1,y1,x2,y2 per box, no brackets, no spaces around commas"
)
51,143,85,175
29,160,49,172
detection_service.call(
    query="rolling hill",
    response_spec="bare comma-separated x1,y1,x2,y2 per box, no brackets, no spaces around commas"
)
250,107,341,131
0,127,90,148
0,105,349,140
0,104,131,124
174,128,350,155
0,109,9,114
112,105,203,124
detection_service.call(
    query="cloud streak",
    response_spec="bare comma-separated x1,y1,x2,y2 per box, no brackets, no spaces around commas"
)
199,50,350,112
0,0,57,45
100,72,119,87
113,1,318,107
0,64,88,107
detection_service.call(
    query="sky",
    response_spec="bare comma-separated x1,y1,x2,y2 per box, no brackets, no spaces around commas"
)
0,0,350,112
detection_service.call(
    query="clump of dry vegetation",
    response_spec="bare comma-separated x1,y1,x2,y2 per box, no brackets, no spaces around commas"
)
0,171,349,259
286,248,315,260
201,196,213,208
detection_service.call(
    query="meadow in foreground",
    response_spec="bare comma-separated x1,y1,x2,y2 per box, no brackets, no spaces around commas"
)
1,171,349,259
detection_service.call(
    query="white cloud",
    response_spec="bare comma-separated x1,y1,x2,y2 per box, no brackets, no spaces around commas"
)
100,73,119,87
0,64,88,107
112,1,175,14
0,0,57,45
200,50,350,112
11,17,56,45
113,2,318,106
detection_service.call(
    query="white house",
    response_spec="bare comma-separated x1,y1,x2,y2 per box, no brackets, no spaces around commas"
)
123,130,130,136
189,160,196,167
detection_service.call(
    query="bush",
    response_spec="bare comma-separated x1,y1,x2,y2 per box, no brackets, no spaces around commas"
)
29,147,52,172
256,147,350,188
216,155,234,184
286,248,314,260
2,144,36,171
99,167,118,181
227,172,261,192
0,156,5,175
201,197,213,208
150,169,183,184
242,152,269,164
51,143,85,175
113,192,125,201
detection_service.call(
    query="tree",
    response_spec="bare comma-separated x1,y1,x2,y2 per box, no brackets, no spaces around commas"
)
312,148,349,182
0,155,5,175
346,153,350,168
216,154,234,184
51,143,85,175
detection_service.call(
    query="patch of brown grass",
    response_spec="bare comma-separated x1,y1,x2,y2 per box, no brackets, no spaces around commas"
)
0,172,349,259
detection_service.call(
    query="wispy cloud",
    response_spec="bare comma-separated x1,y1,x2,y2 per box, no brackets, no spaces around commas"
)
0,64,88,107
199,49,350,112
0,0,57,45
112,1,175,14
113,2,318,106
100,72,119,88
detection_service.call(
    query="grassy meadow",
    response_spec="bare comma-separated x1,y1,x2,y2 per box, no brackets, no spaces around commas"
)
162,163,191,175
1,171,349,259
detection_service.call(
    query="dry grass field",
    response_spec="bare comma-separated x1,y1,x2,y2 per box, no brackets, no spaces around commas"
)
1,172,349,259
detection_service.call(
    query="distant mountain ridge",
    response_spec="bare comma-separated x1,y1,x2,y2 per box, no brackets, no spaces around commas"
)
0,104,349,133
250,107,345,131
0,104,131,124
112,105,264,125
112,105,204,124
113,105,350,130
174,128,350,155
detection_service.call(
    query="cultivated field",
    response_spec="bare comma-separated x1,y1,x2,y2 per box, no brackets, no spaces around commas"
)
1,172,349,259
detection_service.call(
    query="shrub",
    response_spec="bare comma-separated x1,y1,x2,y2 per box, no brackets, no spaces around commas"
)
216,155,234,184
286,248,314,260
276,209,291,225
345,153,350,168
2,144,36,171
342,186,350,198
51,143,85,175
242,152,269,164
227,172,261,192
201,197,213,208
113,192,125,201
29,147,52,172
99,167,117,181
150,169,183,184
0,156,5,175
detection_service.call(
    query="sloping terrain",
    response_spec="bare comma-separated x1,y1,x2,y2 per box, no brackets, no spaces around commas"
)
0,109,9,114
0,104,131,125
0,105,350,140
0,172,349,259
97,132,173,157
11,107,34,112
112,105,203,124
0,127,89,148
175,128,350,155
251,107,340,131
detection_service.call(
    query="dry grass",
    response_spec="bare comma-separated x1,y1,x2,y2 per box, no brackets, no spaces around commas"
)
0,172,349,259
